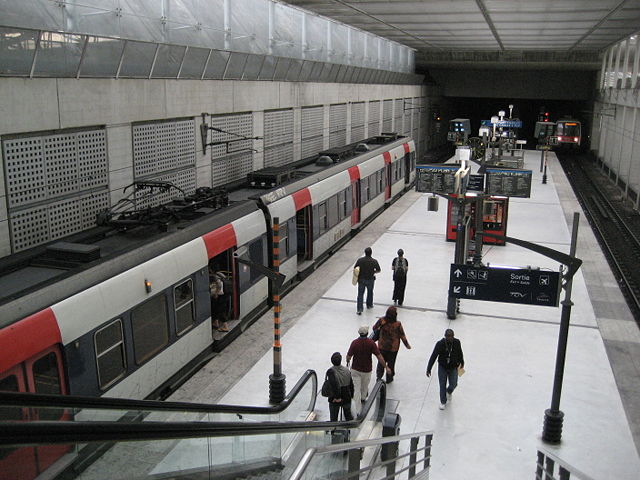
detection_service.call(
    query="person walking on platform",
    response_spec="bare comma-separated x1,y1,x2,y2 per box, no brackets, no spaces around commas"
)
346,325,392,412
354,247,381,315
426,329,465,410
391,249,408,306
372,306,411,383
325,352,354,422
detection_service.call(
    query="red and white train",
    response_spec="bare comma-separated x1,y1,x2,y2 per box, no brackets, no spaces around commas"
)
0,133,415,479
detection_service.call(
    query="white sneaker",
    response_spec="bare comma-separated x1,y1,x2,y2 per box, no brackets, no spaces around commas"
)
439,403,446,410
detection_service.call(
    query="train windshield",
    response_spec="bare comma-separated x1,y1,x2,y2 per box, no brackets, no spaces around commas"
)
558,122,580,136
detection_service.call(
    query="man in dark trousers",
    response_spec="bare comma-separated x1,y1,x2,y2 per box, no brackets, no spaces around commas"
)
354,247,381,314
426,329,465,410
346,325,392,413
391,248,408,306
326,352,354,421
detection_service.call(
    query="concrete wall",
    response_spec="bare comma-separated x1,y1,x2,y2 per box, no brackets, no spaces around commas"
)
0,78,431,258
429,69,597,100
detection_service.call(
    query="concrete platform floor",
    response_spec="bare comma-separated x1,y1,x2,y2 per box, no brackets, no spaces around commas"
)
172,150,640,479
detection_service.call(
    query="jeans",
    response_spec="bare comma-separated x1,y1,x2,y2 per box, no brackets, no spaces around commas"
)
357,278,375,312
350,368,372,411
438,363,458,404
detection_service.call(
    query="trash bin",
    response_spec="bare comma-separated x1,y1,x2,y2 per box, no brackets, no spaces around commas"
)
381,412,401,461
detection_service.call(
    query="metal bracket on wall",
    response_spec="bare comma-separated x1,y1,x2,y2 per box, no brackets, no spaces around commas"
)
200,113,263,155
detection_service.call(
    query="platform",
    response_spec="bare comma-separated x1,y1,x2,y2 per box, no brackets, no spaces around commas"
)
172,150,640,479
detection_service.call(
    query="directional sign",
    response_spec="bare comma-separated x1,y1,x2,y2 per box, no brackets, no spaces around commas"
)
449,264,561,307
466,174,485,192
416,164,459,193
485,168,532,198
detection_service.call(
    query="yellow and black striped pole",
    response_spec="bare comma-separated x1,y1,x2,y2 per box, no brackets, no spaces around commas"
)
269,216,286,404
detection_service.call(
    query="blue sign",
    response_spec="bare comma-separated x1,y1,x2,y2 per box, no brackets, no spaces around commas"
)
481,119,523,128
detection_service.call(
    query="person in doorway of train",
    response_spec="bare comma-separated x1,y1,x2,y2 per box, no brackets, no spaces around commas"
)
326,352,354,422
391,249,409,306
372,306,411,383
209,269,230,332
426,329,465,410
354,247,381,315
346,325,392,413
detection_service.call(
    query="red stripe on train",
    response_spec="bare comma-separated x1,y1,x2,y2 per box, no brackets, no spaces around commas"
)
403,143,411,153
0,308,62,374
292,189,312,210
383,152,391,164
202,224,237,259
348,166,360,182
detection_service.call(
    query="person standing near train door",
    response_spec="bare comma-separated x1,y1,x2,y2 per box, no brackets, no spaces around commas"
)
391,249,408,306
354,247,381,315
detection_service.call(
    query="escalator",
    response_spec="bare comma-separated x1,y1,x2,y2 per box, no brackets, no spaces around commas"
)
0,370,433,480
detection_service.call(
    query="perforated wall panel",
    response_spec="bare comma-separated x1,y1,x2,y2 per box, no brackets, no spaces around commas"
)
3,128,109,253
264,109,294,168
209,113,254,185
383,99,393,132
301,106,323,140
329,104,347,148
351,102,365,142
133,119,195,177
394,99,403,134
264,143,294,168
368,100,380,136
264,109,293,148
301,136,324,159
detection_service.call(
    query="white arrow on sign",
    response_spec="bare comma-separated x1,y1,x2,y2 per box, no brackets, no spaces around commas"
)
454,269,463,278
453,286,461,293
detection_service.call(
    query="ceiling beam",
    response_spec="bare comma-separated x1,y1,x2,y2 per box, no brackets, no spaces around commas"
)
474,0,504,51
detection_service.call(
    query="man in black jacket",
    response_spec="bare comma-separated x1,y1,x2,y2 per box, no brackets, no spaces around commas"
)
354,247,381,314
326,352,354,421
426,329,465,410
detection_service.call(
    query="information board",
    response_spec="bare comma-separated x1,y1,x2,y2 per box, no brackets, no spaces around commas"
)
416,165,458,193
449,264,561,307
466,174,485,192
485,168,532,198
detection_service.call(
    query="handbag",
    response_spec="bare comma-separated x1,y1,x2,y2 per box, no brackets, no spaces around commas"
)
352,266,360,286
457,366,466,377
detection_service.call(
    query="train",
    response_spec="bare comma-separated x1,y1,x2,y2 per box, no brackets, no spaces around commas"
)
554,119,582,149
0,133,415,479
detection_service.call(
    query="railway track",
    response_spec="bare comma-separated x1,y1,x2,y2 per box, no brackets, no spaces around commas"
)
558,152,640,324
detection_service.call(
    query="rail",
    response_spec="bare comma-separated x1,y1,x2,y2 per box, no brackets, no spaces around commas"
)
536,449,596,480
289,430,433,480
0,377,386,447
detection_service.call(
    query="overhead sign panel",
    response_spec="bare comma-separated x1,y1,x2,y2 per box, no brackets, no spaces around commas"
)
485,168,532,198
449,264,561,307
481,119,523,128
416,164,458,193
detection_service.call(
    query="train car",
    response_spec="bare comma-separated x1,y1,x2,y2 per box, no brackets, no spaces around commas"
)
0,133,414,480
554,119,581,149
256,134,415,284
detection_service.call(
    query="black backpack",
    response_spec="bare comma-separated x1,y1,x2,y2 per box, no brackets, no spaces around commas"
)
394,258,407,278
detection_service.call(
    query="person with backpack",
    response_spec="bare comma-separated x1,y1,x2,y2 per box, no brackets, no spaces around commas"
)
324,352,354,421
391,249,408,306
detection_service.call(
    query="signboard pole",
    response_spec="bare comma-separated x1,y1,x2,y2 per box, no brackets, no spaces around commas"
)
542,212,580,443
447,197,467,319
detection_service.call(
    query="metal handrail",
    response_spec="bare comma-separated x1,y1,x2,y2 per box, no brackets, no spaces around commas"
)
536,449,596,480
0,369,317,415
288,430,434,480
0,379,387,447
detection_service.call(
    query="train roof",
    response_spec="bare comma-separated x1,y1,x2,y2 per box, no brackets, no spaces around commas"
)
0,200,261,326
255,133,411,206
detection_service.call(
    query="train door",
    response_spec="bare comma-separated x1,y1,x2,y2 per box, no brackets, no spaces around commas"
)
351,180,361,225
404,152,411,184
209,251,236,325
385,163,392,200
296,206,312,260
0,346,70,480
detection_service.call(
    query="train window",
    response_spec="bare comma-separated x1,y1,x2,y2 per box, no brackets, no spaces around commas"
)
318,202,328,234
174,280,195,335
279,221,289,258
327,195,338,227
248,239,264,283
95,319,126,389
32,352,63,420
364,176,371,202
132,295,169,365
379,169,384,192
338,190,347,220
0,375,21,421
